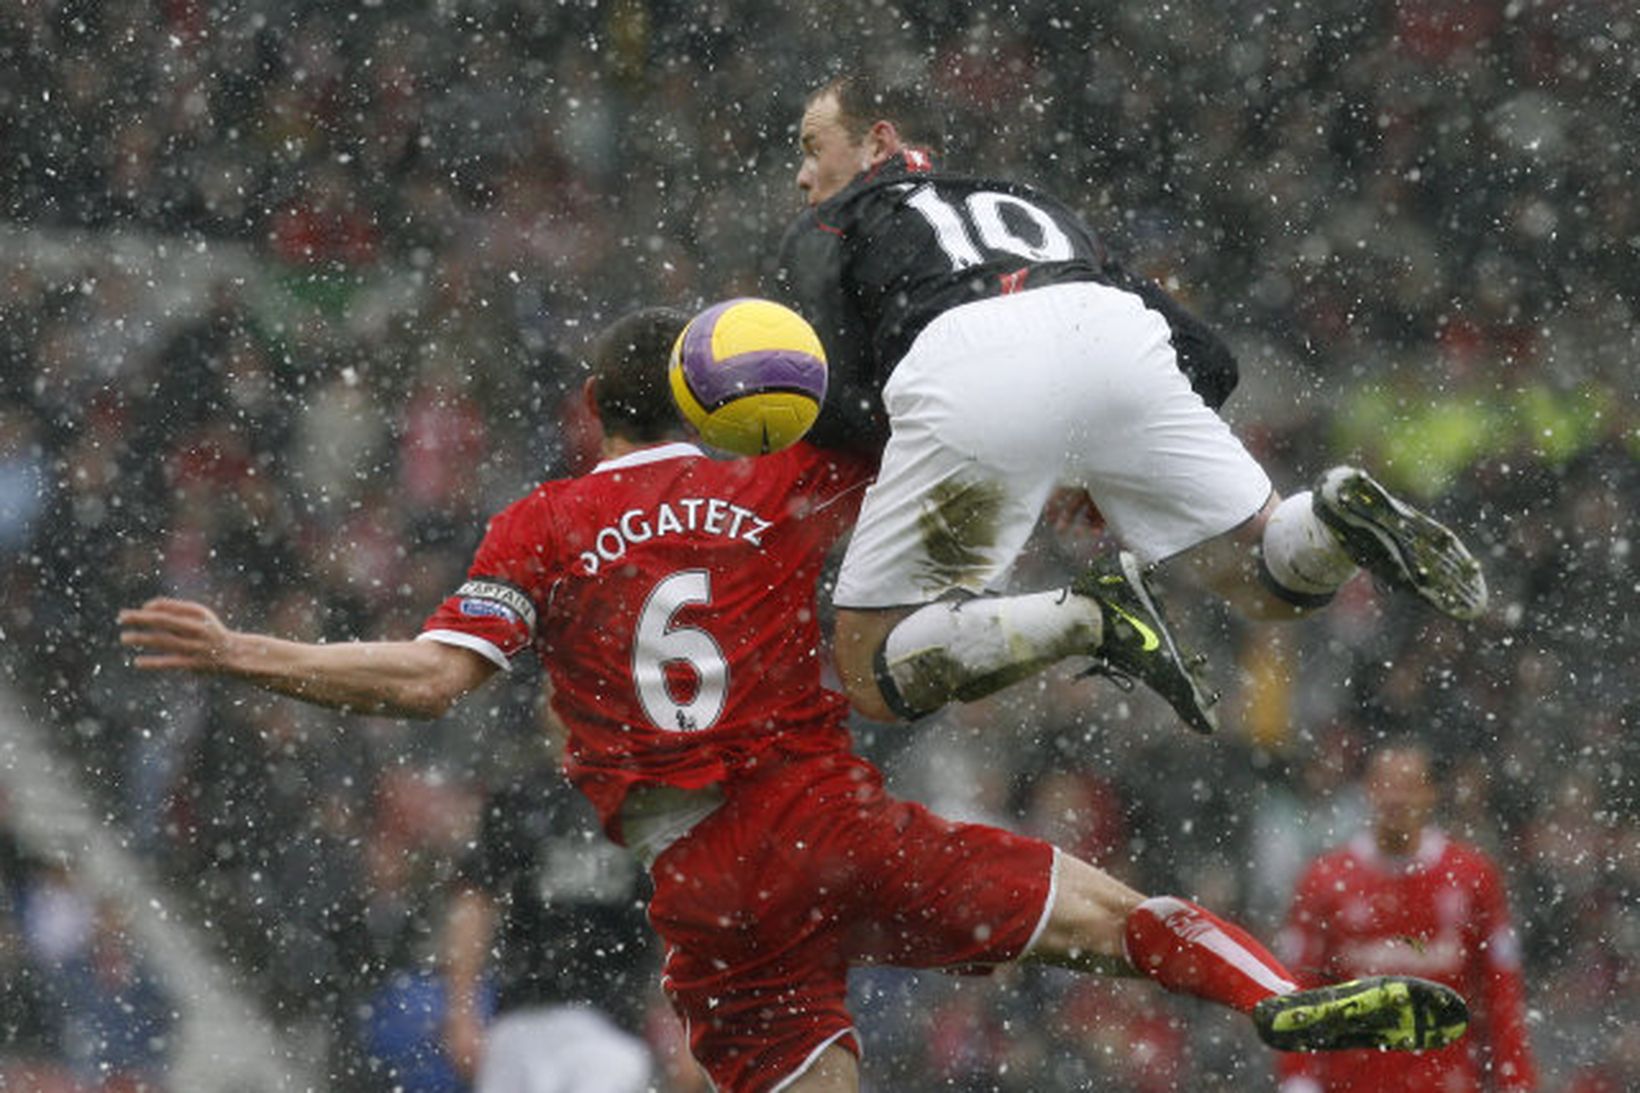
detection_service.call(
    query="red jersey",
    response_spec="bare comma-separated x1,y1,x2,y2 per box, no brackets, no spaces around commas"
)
1277,829,1536,1093
420,440,874,838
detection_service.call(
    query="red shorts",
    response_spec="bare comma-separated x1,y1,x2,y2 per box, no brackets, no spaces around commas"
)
646,750,1055,1093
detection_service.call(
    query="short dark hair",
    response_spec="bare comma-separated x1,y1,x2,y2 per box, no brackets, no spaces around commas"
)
811,71,946,153
587,307,690,443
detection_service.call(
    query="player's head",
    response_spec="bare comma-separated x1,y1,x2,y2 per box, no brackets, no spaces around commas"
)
586,307,691,444
1365,743,1437,854
798,71,945,206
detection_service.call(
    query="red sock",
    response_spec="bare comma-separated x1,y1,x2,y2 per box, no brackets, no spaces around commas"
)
1123,896,1298,1013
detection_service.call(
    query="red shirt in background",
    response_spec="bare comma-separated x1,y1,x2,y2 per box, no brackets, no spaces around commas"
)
1277,828,1536,1092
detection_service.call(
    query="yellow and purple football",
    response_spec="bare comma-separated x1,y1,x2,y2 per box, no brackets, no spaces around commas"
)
668,297,828,456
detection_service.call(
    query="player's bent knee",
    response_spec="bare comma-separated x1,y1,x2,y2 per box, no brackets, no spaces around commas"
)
845,681,898,723
1168,494,1317,620
832,607,912,722
832,639,895,721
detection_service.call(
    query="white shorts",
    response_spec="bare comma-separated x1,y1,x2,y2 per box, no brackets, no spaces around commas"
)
832,282,1271,608
476,1005,652,1093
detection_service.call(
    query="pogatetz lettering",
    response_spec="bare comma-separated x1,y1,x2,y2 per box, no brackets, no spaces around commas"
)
579,497,774,575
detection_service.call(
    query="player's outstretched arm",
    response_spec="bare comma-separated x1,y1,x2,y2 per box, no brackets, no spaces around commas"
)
117,597,496,719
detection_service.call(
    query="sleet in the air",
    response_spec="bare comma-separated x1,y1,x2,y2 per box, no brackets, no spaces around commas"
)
579,496,775,574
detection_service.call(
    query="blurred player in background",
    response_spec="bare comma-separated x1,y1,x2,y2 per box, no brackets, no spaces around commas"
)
1278,743,1536,1093
439,756,654,1093
777,71,1489,737
121,307,1468,1092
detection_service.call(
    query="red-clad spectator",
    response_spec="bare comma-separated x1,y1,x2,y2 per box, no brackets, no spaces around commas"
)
1278,743,1536,1092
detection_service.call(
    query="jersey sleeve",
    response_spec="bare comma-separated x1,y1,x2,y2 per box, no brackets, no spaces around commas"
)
1468,853,1537,1091
419,493,553,669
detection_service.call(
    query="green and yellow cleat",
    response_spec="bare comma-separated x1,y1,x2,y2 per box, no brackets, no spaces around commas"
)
1314,466,1488,621
1253,975,1470,1053
1073,550,1218,735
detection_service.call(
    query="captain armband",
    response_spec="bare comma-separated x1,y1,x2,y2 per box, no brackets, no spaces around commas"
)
453,578,538,638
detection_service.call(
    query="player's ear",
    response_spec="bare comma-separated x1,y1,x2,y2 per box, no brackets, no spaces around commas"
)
866,119,903,165
582,375,599,418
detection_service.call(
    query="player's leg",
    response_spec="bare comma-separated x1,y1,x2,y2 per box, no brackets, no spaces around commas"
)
858,788,1468,1057
833,556,1217,734
1162,494,1309,620
839,550,1218,733
1032,854,1470,1052
831,607,911,723
830,285,1216,730
852,772,1297,1010
780,1044,860,1092
645,760,869,1093
834,593,1108,724
1164,472,1488,622
1032,855,1299,1007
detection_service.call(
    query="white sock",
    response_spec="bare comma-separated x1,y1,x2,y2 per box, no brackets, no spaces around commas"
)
880,590,1103,717
1261,491,1358,596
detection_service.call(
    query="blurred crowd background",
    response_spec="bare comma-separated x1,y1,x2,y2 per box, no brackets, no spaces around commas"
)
0,1,1634,1090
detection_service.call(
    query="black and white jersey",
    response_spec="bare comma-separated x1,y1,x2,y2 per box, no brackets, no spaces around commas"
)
776,150,1239,450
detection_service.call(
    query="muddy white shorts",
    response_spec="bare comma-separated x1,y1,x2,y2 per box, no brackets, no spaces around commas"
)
831,281,1271,609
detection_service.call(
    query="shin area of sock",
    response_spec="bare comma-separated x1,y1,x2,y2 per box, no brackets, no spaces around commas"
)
1123,896,1298,1013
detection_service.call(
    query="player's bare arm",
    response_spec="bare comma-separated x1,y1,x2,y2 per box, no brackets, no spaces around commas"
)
117,597,497,718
